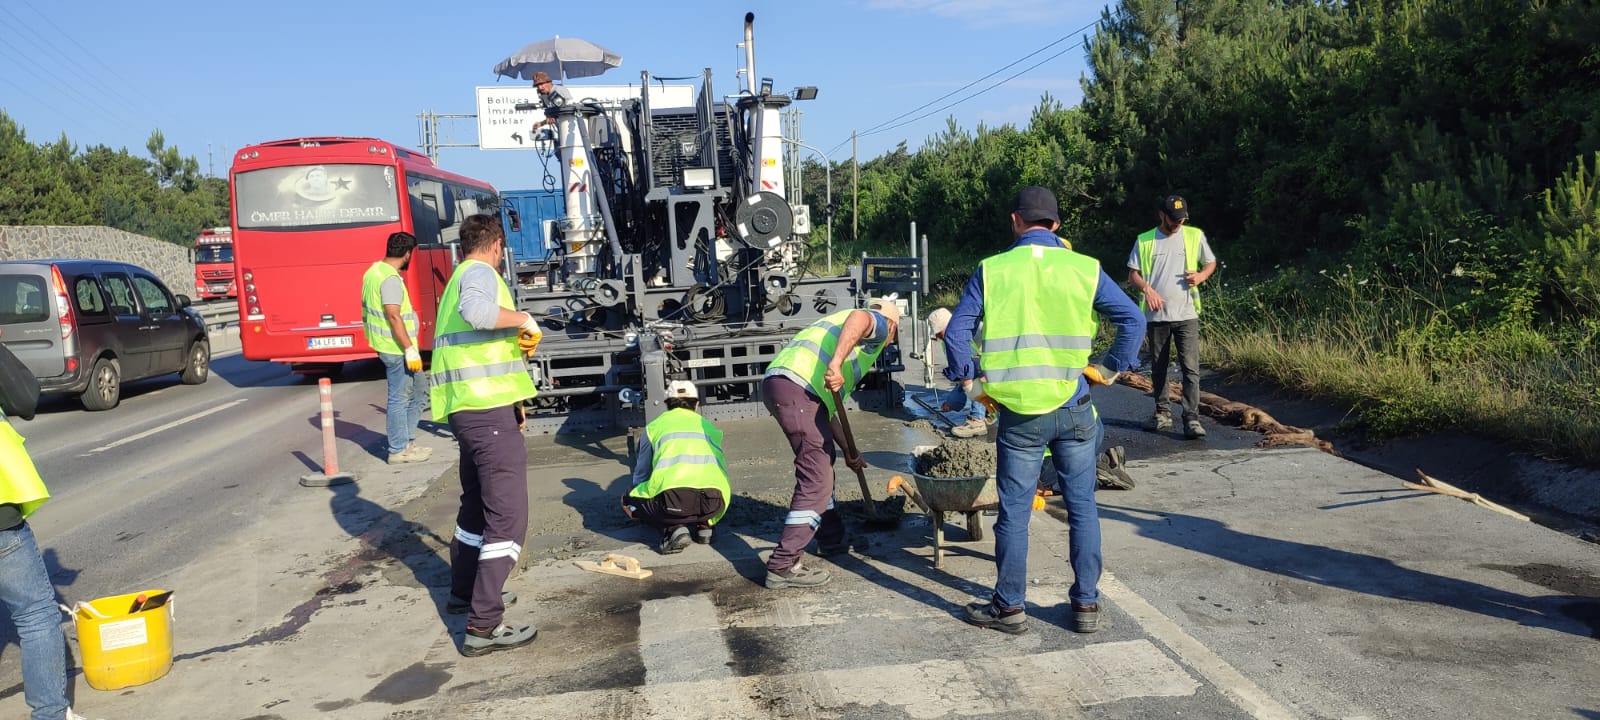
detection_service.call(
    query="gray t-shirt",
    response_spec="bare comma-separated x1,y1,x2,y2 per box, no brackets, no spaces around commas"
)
1127,227,1217,323
457,262,505,330
379,275,404,307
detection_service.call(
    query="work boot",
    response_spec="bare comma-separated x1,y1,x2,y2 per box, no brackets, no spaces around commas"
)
1144,411,1173,432
815,537,851,557
1071,603,1101,634
1184,418,1207,440
387,445,427,464
963,600,1028,634
660,526,692,555
461,622,538,657
446,590,518,615
692,525,714,544
765,561,831,589
406,443,434,459
1095,446,1136,491
951,418,987,439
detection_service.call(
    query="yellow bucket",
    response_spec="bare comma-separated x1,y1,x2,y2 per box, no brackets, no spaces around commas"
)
73,589,174,691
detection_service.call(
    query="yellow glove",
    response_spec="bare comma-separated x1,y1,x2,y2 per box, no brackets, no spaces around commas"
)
403,346,422,373
517,314,543,357
1084,363,1119,386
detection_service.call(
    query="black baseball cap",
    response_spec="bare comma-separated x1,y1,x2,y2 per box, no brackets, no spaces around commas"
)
1161,195,1190,220
1012,186,1060,224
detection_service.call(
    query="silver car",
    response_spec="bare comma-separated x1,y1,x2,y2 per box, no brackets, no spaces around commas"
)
0,259,210,410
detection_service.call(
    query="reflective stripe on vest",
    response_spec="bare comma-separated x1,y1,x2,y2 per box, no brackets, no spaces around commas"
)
766,309,887,416
1136,225,1204,314
361,262,418,355
979,244,1100,415
428,260,537,421
0,420,49,518
631,409,732,524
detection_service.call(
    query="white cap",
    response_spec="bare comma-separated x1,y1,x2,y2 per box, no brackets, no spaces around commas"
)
666,380,698,399
927,307,952,338
868,295,901,325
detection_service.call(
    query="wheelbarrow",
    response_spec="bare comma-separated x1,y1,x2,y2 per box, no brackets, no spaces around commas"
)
886,445,999,569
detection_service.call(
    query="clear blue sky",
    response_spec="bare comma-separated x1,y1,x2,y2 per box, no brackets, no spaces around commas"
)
0,0,1105,193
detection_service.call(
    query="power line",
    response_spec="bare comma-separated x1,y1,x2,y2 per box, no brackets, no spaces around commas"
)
825,19,1100,157
14,0,163,122
0,13,147,133
0,75,83,135
859,37,1088,140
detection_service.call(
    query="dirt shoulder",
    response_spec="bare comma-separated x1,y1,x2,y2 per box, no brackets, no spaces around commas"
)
1202,370,1600,543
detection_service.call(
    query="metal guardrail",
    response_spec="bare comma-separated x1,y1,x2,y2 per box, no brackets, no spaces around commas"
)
194,301,240,330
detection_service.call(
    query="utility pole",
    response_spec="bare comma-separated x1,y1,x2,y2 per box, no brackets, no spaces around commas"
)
852,130,858,245
207,143,213,177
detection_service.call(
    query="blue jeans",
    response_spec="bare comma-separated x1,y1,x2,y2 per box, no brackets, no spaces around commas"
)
0,523,69,720
991,397,1104,610
378,352,428,456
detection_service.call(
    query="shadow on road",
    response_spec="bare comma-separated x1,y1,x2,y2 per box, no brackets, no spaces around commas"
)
304,410,386,461
1100,504,1600,640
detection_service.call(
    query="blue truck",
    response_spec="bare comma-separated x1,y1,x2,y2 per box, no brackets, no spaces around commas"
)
499,188,563,267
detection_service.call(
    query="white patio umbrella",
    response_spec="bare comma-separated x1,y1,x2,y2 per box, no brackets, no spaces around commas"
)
492,36,623,81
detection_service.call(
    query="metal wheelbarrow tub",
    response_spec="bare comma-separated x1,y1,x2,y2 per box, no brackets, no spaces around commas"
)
891,445,999,568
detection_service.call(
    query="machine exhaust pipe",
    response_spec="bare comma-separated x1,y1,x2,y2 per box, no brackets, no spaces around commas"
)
744,12,757,95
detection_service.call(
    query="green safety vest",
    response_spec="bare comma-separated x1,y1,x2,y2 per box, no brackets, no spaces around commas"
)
631,408,732,525
361,262,419,355
1135,225,1205,315
0,420,49,519
979,244,1101,415
429,260,537,422
767,309,888,417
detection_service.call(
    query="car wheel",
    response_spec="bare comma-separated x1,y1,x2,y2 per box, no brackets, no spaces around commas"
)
181,340,210,385
81,357,121,411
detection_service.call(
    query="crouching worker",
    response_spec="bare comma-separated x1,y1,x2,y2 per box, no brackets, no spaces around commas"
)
623,380,731,554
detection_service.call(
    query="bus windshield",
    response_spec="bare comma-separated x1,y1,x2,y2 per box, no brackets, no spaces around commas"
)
235,163,401,230
195,245,233,263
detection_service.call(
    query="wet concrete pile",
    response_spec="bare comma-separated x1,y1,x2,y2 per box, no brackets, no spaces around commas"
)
1119,374,1335,453
914,439,997,478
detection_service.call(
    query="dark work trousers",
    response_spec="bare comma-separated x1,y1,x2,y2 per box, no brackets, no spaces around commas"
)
762,376,846,572
623,488,727,535
447,405,528,630
1148,318,1202,421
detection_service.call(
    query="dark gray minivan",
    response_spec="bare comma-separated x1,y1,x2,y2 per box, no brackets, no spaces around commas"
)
0,259,210,410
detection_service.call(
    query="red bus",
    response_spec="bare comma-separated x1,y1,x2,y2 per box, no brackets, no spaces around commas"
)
193,227,235,300
228,137,500,372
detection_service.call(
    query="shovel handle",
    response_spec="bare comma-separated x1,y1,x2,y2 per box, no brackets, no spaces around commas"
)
830,388,881,519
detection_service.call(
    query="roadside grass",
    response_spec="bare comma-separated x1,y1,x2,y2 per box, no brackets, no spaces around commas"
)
1202,276,1600,466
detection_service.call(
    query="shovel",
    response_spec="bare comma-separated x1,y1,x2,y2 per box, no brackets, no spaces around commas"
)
830,388,888,522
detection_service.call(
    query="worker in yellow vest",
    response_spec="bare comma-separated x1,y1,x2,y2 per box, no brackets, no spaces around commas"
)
0,331,100,720
760,297,901,589
622,380,731,554
429,215,542,657
943,186,1145,635
1127,195,1218,439
362,231,432,465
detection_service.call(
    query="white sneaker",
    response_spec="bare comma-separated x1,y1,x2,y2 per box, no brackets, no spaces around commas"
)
387,446,427,465
67,709,102,720
951,418,987,439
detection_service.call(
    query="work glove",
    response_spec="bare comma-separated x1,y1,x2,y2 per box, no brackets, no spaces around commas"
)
403,346,422,373
1084,363,1120,386
517,313,543,357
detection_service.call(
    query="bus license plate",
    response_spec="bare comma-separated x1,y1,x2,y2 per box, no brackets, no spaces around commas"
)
308,336,353,350
209,285,228,293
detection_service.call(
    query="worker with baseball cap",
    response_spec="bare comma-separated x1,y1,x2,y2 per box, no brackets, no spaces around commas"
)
759,297,901,589
1128,194,1218,439
622,380,731,554
927,307,988,438
531,70,571,127
943,186,1145,635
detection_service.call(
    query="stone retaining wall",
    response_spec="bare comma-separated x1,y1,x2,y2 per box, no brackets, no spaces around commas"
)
0,225,192,297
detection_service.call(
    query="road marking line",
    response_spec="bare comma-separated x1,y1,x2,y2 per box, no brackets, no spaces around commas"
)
638,594,760,717
449,639,1197,719
1101,572,1299,720
88,398,248,453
